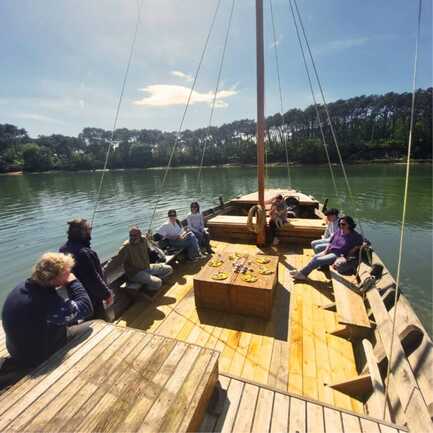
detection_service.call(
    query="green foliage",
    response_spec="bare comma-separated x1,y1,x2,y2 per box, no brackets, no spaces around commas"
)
22,143,54,171
0,88,431,173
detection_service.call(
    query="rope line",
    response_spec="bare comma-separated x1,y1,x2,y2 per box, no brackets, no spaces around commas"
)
148,0,223,231
288,0,337,197
383,0,422,418
91,0,143,227
292,0,362,232
197,0,236,188
269,0,291,186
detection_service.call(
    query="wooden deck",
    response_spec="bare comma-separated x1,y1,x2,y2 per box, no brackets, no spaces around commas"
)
200,374,407,433
0,322,219,432
116,241,365,415
230,189,318,207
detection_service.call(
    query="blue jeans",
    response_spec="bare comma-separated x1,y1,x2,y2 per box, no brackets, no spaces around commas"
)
168,232,201,259
311,239,330,254
300,252,337,276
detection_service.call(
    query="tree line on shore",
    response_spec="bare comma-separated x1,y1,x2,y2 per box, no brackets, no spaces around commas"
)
0,88,431,173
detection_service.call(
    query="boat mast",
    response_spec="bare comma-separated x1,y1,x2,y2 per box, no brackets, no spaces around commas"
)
256,0,266,245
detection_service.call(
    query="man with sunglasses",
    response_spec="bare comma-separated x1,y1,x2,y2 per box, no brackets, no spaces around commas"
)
157,209,204,261
290,215,363,281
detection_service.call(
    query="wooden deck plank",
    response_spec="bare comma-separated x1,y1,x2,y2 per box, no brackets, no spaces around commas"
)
268,261,291,391
251,387,274,433
48,333,167,433
306,402,325,433
216,378,244,433
330,271,371,329
0,323,113,428
299,254,318,401
10,329,142,432
341,413,362,433
104,337,182,433
288,397,306,433
323,407,344,433
310,268,336,407
287,253,304,396
199,376,231,433
231,383,259,433
160,349,219,433
0,320,106,408
359,418,381,433
131,344,202,433
270,392,290,433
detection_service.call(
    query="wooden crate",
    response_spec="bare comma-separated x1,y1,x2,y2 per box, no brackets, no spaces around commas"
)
194,252,278,320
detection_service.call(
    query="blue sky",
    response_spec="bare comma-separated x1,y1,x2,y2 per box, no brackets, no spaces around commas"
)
1,0,431,137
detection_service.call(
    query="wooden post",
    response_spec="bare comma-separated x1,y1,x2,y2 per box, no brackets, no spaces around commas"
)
256,0,266,246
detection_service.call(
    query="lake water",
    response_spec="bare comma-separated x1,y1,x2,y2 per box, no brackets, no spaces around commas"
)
1,164,432,333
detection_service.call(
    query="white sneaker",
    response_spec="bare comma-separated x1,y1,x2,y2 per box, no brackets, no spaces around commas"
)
292,271,307,281
272,237,280,246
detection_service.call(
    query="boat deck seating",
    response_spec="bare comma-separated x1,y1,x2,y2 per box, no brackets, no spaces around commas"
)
207,214,326,242
200,374,406,433
328,270,372,340
104,248,185,319
357,260,433,432
0,321,220,433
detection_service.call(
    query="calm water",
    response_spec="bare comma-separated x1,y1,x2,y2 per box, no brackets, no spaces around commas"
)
1,164,432,333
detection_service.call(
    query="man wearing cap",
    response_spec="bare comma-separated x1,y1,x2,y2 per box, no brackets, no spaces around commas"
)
104,226,173,292
311,208,339,253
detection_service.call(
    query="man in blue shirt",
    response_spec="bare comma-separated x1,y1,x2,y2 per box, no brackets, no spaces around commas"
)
1,252,93,371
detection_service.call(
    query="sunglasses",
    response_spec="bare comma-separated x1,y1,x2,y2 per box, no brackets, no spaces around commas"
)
168,214,176,217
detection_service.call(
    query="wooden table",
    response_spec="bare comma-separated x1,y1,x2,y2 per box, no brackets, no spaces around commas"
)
0,321,219,433
194,251,278,319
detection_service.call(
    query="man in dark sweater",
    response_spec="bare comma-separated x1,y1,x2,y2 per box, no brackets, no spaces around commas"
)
59,218,113,318
1,252,93,369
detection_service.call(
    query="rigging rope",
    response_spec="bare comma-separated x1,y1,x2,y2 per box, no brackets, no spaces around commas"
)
91,0,143,227
292,0,362,233
147,0,223,231
269,0,291,186
287,0,338,198
382,0,423,419
197,0,236,188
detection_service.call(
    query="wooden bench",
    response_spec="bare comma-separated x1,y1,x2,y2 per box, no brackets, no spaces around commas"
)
329,271,371,339
207,214,326,242
0,321,220,432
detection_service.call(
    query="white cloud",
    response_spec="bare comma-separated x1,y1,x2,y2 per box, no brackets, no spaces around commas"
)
133,84,237,108
13,113,65,124
315,37,370,56
171,70,193,82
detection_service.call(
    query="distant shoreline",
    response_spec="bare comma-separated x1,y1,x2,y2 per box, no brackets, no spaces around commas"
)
1,158,431,176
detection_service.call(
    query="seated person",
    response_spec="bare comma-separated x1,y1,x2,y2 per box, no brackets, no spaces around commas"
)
311,208,339,253
104,226,173,292
290,216,363,280
186,202,213,254
1,253,93,369
60,218,113,318
269,194,288,246
158,209,204,261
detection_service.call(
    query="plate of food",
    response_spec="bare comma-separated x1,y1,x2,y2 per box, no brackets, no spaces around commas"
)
240,273,258,283
258,266,274,275
255,256,270,264
208,258,224,267
211,271,229,280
